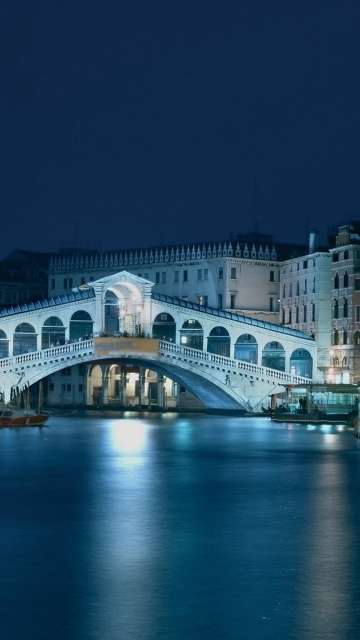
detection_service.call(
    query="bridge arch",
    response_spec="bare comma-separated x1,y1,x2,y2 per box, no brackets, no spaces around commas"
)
104,290,119,334
261,341,285,372
207,326,230,357
41,316,66,348
234,333,258,363
70,311,93,341
180,319,203,349
290,348,313,378
14,322,37,355
153,312,176,342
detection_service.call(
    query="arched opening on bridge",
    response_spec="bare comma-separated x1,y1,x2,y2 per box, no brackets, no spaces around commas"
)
234,334,258,363
261,341,285,372
180,319,203,349
153,313,176,342
0,329,9,358
41,316,66,348
290,348,313,378
13,322,37,355
104,290,120,334
69,311,93,341
88,364,103,405
207,326,230,357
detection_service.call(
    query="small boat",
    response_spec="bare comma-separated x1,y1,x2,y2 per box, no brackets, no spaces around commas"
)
0,407,49,427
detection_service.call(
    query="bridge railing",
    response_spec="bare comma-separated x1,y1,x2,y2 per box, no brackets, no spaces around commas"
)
0,338,310,387
0,339,94,370
158,341,311,385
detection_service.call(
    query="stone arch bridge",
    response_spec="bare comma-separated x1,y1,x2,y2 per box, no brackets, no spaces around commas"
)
0,271,316,411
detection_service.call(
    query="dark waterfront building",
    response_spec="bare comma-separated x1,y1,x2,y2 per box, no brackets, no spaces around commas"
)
0,250,51,309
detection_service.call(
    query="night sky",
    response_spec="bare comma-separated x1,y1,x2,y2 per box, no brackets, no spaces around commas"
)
1,1,360,258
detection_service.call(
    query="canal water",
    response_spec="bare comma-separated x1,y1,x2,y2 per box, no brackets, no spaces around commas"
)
1,413,360,640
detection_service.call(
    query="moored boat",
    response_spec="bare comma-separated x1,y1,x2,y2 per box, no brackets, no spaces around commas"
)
0,407,49,427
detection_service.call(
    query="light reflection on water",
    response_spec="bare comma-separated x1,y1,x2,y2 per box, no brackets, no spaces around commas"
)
0,414,360,640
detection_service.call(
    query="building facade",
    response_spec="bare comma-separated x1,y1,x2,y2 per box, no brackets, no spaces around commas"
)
48,240,282,323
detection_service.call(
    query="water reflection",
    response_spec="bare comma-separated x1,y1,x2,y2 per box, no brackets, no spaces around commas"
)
1,414,360,640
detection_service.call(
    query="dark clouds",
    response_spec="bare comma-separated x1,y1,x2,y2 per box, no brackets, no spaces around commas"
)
1,1,360,256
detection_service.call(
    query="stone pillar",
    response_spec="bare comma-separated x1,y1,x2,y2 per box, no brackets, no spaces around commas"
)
157,374,166,410
101,365,109,405
119,368,127,407
138,367,145,410
91,281,105,336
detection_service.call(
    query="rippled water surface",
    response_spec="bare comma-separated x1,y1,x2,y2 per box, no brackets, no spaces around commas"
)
1,413,360,640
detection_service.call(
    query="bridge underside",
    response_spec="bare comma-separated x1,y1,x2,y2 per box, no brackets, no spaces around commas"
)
98,357,248,411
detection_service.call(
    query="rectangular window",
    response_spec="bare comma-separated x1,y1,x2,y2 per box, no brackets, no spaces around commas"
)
230,267,236,279
0,290,4,302
51,279,55,290
218,268,223,280
197,269,202,281
269,271,275,282
218,294,223,308
161,272,166,284
203,295,208,306
356,306,360,322
22,290,29,302
81,277,85,285
174,271,179,283
355,279,360,291
49,382,54,391
64,278,68,289
269,297,274,311
183,270,188,282
204,269,208,280
69,278,73,288
230,294,236,309
303,260,308,269
312,304,316,322
67,384,71,392
11,290,18,303
155,272,160,284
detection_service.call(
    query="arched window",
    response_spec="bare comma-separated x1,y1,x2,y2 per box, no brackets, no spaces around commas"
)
343,299,348,318
207,327,230,357
13,322,37,355
0,329,9,358
296,281,299,296
179,319,203,350
334,300,339,319
290,348,313,378
344,271,349,287
69,311,93,341
343,330,348,345
312,303,315,322
295,306,299,323
303,305,307,322
334,330,339,345
304,279,307,294
289,283,292,297
234,334,258,363
152,313,176,342
312,277,316,293
283,283,286,297
334,273,339,289
42,316,65,348
262,341,285,372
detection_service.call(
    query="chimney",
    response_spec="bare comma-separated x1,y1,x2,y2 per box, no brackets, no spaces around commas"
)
309,230,318,254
